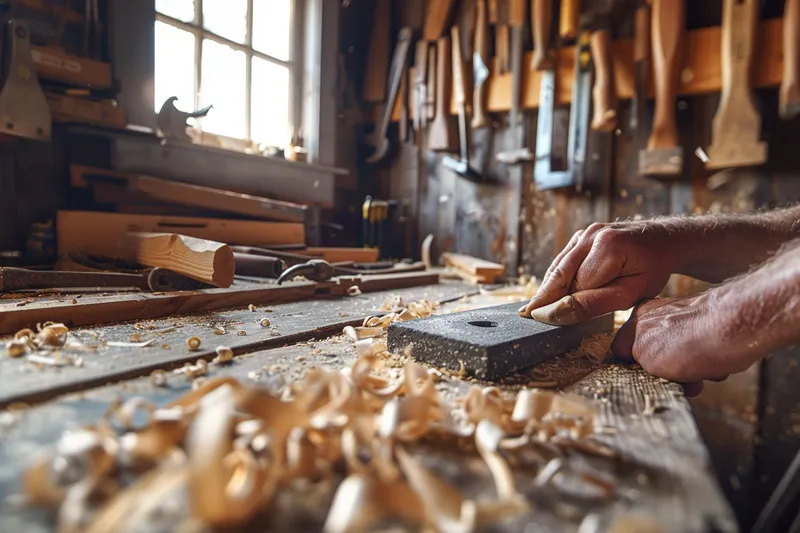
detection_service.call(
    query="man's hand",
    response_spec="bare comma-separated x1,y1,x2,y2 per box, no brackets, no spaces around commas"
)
519,222,678,325
611,295,748,389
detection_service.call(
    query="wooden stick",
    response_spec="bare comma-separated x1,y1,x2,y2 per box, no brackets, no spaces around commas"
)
119,232,236,288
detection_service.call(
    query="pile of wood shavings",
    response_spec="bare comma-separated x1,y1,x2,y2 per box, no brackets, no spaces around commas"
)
3,322,96,367
18,349,619,532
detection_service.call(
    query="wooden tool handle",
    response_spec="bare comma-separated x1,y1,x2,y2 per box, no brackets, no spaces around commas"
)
434,37,451,121
488,0,498,23
590,29,618,132
472,0,490,128
119,232,235,288
509,0,526,26
427,45,437,119
718,0,758,106
531,0,552,70
559,0,579,41
634,3,651,63
362,0,391,102
451,26,466,105
781,0,800,119
647,0,684,150
423,0,457,40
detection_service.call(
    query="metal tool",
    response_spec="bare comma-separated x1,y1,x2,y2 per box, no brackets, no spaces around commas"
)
0,267,193,292
631,1,651,134
534,30,592,190
367,27,413,164
156,97,212,143
0,20,51,141
638,0,684,178
387,302,614,380
442,25,485,182
705,0,766,170
413,40,429,132
781,0,800,120
276,259,426,285
496,0,532,165
233,252,286,279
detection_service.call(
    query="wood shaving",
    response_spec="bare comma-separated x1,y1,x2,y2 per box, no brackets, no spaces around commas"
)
149,370,168,387
107,339,157,348
238,331,247,336
248,304,257,312
346,286,362,296
185,337,202,352
259,318,271,328
6,339,27,358
214,346,234,364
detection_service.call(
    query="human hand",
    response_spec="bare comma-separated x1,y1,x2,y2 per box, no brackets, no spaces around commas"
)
519,222,680,325
611,294,761,395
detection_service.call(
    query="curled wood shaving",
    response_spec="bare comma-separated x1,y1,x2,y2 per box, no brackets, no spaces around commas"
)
6,339,27,358
259,317,271,328
185,336,201,351
346,286,362,296
21,334,615,532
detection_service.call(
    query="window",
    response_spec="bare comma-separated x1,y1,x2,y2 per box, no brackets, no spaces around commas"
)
154,0,296,149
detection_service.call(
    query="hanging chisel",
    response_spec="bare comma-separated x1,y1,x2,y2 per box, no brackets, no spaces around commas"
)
429,36,456,151
497,0,532,164
560,0,580,42
472,0,491,129
638,0,684,178
706,0,766,169
585,0,618,132
780,0,800,120
531,0,553,70
496,0,510,75
631,1,651,134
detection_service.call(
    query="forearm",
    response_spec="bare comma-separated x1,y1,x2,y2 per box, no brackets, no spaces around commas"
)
709,239,800,369
650,206,800,283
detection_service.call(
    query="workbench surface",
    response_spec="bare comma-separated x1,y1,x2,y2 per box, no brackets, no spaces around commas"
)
0,282,738,532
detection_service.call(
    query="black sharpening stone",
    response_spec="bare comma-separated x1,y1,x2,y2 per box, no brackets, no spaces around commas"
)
387,302,614,380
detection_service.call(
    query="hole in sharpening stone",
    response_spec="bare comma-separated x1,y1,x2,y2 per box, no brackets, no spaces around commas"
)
468,320,498,328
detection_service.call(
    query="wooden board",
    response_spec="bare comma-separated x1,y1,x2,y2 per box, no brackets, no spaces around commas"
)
385,17,785,120
46,93,126,128
0,290,737,532
56,211,306,256
72,165,308,223
0,281,472,408
0,272,439,336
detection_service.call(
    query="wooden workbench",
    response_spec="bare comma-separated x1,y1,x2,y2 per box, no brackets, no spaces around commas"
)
0,282,738,532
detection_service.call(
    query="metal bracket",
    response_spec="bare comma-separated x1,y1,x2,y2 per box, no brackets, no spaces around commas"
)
0,20,51,141
534,31,592,191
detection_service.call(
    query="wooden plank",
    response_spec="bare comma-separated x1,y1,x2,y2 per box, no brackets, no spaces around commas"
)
0,282,475,408
384,18,784,120
56,211,306,256
119,232,236,288
73,165,308,223
46,93,126,128
0,271,440,337
442,251,505,279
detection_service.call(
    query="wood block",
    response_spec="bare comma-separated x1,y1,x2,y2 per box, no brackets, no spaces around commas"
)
442,252,505,282
56,211,305,256
47,93,126,128
387,302,614,380
32,46,112,89
119,232,235,288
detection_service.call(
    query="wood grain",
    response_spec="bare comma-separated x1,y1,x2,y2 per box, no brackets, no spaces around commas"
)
56,211,305,256
362,0,391,102
781,0,800,119
423,0,457,41
119,232,235,288
443,251,505,281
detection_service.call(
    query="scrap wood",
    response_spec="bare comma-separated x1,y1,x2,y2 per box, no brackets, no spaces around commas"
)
442,252,505,284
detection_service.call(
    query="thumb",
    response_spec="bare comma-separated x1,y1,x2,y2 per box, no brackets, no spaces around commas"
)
530,281,639,326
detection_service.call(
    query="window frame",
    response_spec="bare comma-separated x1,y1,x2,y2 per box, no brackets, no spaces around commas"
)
155,0,301,146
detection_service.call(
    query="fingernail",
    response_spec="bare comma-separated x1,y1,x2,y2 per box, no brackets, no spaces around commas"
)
529,296,579,326
518,305,531,317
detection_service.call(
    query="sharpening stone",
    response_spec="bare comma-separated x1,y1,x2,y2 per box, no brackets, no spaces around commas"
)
387,302,615,380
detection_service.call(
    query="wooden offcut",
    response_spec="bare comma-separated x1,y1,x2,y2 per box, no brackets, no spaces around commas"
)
57,211,305,256
118,232,236,288
442,252,505,283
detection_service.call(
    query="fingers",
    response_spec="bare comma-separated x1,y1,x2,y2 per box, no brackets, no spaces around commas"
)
530,278,643,326
681,382,704,397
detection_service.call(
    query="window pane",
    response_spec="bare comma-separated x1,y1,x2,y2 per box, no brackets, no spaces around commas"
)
154,22,196,113
203,0,248,43
200,39,246,139
253,0,292,61
251,58,290,147
156,0,195,22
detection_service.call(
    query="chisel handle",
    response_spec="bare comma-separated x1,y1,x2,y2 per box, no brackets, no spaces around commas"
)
647,0,684,150
590,28,618,132
531,0,552,70
472,0,490,128
781,0,800,119
559,0,579,41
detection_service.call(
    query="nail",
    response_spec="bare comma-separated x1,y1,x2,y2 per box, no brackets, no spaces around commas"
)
518,305,531,317
529,296,579,326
